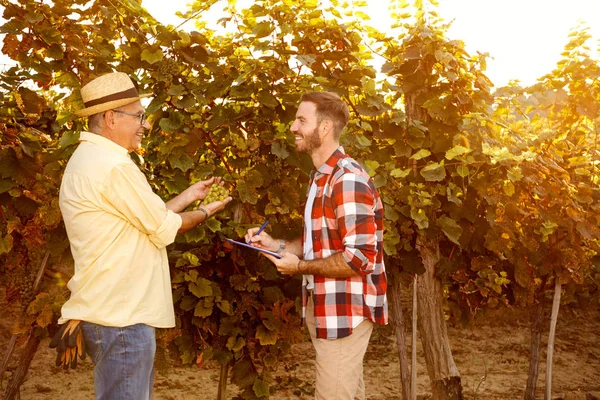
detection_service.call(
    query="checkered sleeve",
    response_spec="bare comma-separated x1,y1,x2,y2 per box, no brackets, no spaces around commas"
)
331,171,378,276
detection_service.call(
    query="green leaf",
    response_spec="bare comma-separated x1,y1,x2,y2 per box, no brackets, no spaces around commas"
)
217,299,234,315
232,336,246,352
257,90,279,109
420,162,446,181
406,127,425,149
436,215,462,245
16,87,45,117
159,112,185,132
189,278,213,298
173,95,196,109
540,220,558,242
0,234,13,255
55,71,80,89
410,149,430,160
261,286,284,305
164,174,189,194
227,335,246,351
568,156,588,166
141,48,164,64
194,298,214,317
261,311,282,331
169,153,194,172
373,174,386,188
38,26,62,45
183,252,199,266
507,166,522,181
364,160,379,176
410,208,428,229
445,145,471,160
47,43,64,59
205,217,222,232
297,54,316,66
271,142,289,159
253,379,270,398
253,22,273,38
179,295,196,311
19,131,43,157
383,229,401,256
0,179,14,194
256,325,277,345
213,349,233,366
180,350,195,365
146,93,168,115
446,183,463,205
168,85,187,96
237,170,264,204
391,168,411,178
231,360,257,387
503,181,515,196
456,165,469,177
356,135,371,147
60,130,79,148
263,353,277,367
184,226,206,243
384,207,400,222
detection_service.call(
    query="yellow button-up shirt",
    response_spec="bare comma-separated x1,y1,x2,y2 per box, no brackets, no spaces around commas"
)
58,132,182,328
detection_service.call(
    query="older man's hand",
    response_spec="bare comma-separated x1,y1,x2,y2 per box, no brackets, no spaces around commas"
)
49,319,86,369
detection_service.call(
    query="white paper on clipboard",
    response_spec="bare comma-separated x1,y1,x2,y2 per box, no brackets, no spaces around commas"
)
226,239,283,258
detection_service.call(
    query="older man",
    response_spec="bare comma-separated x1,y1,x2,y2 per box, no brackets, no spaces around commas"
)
53,72,231,399
245,91,388,399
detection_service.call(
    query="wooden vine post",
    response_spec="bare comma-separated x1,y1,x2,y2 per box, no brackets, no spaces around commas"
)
545,280,562,400
411,276,417,400
387,268,411,400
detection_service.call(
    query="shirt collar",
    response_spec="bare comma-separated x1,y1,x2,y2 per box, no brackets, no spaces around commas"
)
315,146,346,176
79,131,129,155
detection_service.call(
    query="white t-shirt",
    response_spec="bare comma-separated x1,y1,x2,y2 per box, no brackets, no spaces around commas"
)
302,181,318,290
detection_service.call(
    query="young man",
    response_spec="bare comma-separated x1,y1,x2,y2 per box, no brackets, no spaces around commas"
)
55,72,232,399
245,91,388,399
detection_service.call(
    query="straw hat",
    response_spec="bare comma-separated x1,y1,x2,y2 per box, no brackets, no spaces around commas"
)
75,72,151,117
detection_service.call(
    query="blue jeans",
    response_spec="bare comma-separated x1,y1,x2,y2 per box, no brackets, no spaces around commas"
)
81,322,156,400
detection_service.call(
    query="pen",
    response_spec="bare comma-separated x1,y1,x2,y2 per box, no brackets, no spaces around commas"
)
249,220,269,244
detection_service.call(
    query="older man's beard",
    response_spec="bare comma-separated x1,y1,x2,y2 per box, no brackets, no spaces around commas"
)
296,127,322,154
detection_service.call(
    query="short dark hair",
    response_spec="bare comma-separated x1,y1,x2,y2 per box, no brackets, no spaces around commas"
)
301,91,349,139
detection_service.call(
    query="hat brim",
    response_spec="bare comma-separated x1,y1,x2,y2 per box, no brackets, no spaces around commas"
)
75,94,152,117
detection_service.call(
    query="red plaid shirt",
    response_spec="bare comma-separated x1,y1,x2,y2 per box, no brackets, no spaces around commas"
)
302,147,388,339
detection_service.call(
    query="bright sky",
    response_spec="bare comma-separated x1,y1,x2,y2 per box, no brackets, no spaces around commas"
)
142,0,600,87
0,1,599,87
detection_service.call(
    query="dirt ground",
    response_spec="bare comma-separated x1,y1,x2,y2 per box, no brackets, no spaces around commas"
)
1,300,599,399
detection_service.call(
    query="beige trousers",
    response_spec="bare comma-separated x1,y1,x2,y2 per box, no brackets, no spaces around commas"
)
305,295,374,400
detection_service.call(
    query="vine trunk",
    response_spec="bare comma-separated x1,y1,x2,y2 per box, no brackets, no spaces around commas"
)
416,235,463,400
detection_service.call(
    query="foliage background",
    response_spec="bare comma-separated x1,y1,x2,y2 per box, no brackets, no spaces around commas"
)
1,0,599,398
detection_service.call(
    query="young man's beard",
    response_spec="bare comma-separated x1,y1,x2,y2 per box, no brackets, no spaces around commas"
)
296,127,322,154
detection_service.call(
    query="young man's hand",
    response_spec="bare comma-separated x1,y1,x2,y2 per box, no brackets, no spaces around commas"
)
244,229,279,252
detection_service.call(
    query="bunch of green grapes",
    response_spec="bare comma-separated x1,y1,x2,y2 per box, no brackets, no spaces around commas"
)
201,185,229,205
157,58,179,81
6,271,36,313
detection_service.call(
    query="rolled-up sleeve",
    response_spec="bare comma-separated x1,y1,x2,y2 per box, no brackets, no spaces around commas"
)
332,173,378,276
104,162,182,248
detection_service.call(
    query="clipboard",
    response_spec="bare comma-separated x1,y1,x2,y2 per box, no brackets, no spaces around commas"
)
226,239,282,259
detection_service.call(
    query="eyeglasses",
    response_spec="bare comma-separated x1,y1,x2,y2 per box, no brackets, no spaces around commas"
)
111,110,147,125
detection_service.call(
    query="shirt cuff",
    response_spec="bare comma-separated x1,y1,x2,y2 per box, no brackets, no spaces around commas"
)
148,210,182,249
343,248,374,276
